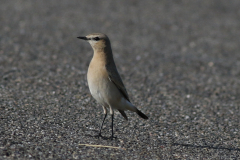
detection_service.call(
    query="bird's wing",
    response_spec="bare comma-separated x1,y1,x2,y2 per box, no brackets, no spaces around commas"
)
106,63,131,102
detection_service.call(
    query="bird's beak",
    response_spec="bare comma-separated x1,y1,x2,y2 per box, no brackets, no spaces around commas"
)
77,36,88,40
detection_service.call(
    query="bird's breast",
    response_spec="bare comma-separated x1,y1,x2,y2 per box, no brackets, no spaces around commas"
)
87,61,109,104
87,60,122,107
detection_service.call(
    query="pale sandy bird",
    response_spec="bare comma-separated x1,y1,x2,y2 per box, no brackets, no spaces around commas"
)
77,33,148,139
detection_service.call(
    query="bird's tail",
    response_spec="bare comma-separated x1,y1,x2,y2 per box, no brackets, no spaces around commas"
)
118,110,128,120
136,109,148,119
124,100,148,119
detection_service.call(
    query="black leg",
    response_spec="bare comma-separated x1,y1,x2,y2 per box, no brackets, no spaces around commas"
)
111,114,114,140
98,113,107,137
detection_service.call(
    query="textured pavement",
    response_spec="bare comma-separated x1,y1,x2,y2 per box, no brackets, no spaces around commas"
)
1,0,240,159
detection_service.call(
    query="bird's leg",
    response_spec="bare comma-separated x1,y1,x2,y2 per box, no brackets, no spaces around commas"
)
111,113,114,140
109,107,116,140
98,112,107,138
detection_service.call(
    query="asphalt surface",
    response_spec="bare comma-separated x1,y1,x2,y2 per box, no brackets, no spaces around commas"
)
1,0,240,159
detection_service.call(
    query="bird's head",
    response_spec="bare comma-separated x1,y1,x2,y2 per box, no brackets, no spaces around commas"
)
77,33,110,51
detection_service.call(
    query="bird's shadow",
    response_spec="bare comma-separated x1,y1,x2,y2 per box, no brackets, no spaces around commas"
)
163,141,240,152
84,130,240,152
85,133,240,151
85,134,117,140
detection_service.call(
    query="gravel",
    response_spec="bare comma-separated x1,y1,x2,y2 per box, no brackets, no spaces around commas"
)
1,0,240,159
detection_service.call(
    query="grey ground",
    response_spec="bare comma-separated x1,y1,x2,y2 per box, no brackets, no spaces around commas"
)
1,0,240,159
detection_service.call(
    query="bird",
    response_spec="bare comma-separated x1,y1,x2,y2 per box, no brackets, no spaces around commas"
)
77,33,148,139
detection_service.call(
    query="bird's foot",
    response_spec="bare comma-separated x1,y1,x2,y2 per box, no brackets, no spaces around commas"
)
94,133,108,140
94,133,117,140
109,135,117,140
97,133,103,138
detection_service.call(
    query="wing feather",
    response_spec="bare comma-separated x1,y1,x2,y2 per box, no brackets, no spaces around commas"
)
106,63,130,102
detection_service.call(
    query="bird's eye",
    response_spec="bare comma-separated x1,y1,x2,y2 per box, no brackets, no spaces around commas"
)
93,37,100,41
